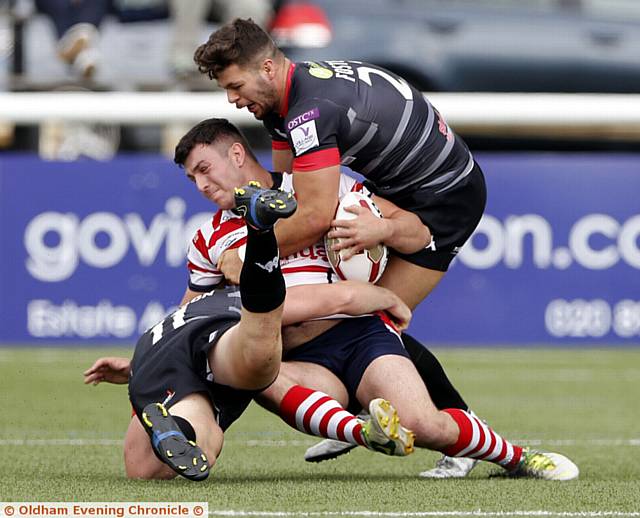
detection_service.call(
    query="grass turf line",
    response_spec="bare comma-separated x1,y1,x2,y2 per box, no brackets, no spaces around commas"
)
0,347,639,511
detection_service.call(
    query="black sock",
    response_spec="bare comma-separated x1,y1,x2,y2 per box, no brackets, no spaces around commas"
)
402,332,469,411
173,415,196,442
239,225,286,313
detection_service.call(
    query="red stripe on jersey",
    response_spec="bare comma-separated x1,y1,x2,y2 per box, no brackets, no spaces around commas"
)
281,265,331,275
192,230,210,260
228,236,247,249
187,261,218,274
279,63,296,117
208,213,245,248
272,140,291,151
351,182,365,192
293,148,340,172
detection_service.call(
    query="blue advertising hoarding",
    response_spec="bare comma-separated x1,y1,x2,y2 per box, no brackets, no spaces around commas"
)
1,152,639,345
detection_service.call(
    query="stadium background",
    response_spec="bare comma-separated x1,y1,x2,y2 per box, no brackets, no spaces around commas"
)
1,1,639,515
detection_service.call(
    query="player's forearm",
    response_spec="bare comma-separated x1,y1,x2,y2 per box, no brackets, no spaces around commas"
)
275,206,331,256
282,283,350,325
334,281,401,316
382,215,431,254
283,281,388,324
277,165,340,255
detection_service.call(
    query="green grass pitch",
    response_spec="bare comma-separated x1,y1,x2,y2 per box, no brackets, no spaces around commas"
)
1,347,639,516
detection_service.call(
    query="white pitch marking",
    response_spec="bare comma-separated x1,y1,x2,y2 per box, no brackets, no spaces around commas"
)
1,438,639,447
0,438,122,446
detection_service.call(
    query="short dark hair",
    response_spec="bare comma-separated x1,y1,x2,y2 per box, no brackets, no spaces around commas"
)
174,118,256,166
194,18,279,80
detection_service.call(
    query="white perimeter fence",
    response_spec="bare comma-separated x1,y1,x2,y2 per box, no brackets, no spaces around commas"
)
1,92,640,140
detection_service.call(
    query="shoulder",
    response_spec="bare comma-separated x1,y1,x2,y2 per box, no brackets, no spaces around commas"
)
263,112,287,140
190,210,246,259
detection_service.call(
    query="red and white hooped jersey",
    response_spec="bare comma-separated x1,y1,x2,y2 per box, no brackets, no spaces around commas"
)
186,172,370,292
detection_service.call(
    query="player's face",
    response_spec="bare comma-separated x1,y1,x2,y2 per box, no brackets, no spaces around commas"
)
184,143,245,209
216,63,279,120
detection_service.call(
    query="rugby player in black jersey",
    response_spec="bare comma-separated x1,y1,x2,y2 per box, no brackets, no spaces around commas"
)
193,18,488,477
195,18,485,311
83,183,420,481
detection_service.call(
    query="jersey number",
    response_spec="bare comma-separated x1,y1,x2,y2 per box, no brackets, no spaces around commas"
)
356,66,413,101
150,305,188,345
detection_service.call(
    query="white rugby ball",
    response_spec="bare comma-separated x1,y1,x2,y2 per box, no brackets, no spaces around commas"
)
324,191,388,283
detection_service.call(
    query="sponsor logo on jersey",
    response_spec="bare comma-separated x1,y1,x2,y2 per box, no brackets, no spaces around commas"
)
325,60,356,82
308,65,333,80
287,108,320,131
436,110,453,142
426,238,437,252
255,255,279,273
290,120,320,156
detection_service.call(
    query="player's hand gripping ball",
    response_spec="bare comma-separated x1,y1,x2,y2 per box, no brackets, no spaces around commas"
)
325,192,388,283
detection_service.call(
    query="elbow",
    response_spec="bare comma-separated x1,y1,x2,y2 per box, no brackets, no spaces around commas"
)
303,211,333,241
333,282,357,315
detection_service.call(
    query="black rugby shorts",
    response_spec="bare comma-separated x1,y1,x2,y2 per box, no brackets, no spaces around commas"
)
388,160,486,271
128,318,257,432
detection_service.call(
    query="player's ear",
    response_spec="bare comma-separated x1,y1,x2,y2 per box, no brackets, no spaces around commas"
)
262,58,276,80
229,142,246,168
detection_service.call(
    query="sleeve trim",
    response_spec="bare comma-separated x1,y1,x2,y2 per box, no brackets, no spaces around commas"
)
293,148,340,172
272,140,291,151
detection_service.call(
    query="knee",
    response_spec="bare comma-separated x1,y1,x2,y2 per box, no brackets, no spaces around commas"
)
122,435,219,480
123,417,177,480
238,339,281,389
243,352,280,386
123,441,175,480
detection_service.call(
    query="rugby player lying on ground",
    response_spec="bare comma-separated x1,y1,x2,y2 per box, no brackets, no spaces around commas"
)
84,183,417,481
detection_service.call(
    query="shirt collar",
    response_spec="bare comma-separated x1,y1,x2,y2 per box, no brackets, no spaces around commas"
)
279,62,296,118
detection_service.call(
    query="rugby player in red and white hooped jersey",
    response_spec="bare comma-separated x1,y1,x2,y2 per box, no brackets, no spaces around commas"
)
186,171,385,302
170,118,579,482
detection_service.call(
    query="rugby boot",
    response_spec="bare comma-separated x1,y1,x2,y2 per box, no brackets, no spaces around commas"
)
419,455,479,478
305,409,368,462
141,402,210,481
361,398,415,456
510,448,579,481
233,181,297,230
304,438,356,463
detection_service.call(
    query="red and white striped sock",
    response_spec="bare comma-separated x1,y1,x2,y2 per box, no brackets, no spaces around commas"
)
279,385,365,446
442,408,523,470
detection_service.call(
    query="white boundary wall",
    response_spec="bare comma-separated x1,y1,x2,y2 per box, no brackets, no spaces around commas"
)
1,92,640,138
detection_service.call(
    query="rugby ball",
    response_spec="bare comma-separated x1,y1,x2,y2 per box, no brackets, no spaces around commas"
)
325,192,388,283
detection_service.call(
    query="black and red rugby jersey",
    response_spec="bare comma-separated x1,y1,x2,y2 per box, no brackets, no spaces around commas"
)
263,60,474,197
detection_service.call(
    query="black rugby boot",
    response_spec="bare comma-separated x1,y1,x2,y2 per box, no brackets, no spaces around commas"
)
233,181,297,230
141,402,210,481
